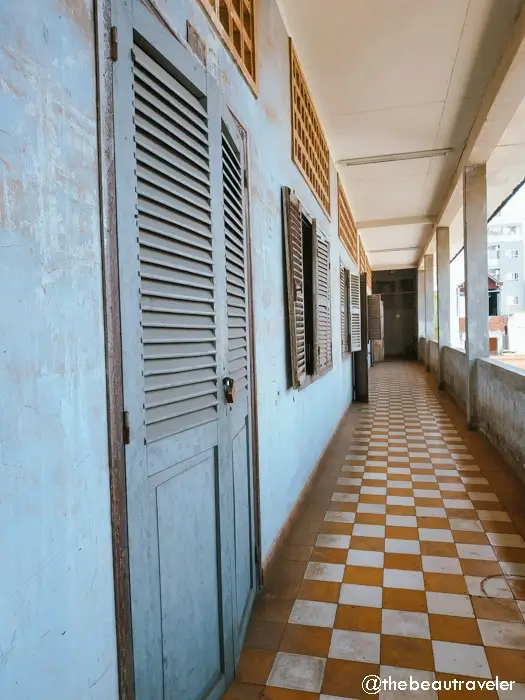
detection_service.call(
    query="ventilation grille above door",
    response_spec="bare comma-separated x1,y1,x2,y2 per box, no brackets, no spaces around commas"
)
132,44,218,442
222,127,248,398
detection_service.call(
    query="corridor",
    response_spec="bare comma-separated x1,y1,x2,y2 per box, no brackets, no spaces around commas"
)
226,363,525,699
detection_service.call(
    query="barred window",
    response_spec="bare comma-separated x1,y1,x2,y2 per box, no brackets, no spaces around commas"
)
290,41,331,216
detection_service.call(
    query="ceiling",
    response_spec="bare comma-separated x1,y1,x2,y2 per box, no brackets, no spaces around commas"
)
277,0,525,269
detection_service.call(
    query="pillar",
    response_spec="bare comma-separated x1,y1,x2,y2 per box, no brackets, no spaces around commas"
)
464,164,488,429
436,227,451,389
417,268,426,361
424,253,434,370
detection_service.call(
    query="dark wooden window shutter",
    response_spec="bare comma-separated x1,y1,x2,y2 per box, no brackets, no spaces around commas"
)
313,221,332,373
282,187,307,388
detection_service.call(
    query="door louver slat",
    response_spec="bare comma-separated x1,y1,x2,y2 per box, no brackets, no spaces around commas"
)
133,46,218,442
222,130,248,395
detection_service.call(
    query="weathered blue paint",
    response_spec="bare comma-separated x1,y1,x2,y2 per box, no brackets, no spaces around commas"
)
0,1,119,698
163,0,355,558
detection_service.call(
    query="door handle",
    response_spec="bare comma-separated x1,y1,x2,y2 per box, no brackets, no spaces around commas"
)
223,376,236,404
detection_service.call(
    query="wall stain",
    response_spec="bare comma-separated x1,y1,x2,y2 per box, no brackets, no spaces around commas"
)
54,0,93,43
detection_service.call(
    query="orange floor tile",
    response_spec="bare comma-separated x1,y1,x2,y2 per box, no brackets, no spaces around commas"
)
224,363,525,700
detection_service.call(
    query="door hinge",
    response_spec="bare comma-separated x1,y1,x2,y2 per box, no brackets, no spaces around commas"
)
243,168,248,189
123,410,130,445
110,26,119,62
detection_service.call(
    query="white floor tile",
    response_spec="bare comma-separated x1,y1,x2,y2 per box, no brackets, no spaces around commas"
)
487,533,525,549
382,609,430,639
426,592,474,618
331,492,358,503
412,474,437,483
439,483,466,492
305,562,345,583
316,534,351,549
325,511,355,523
387,480,413,489
414,489,441,499
353,523,386,539
449,518,483,532
456,543,496,561
339,583,383,608
465,576,513,599
289,600,337,628
419,528,454,543
347,549,384,568
444,499,474,510
337,477,362,487
357,503,387,515
267,652,326,692
383,568,425,591
379,667,437,700
421,556,462,574
386,515,417,527
329,629,381,664
361,486,388,496
501,561,525,577
387,496,415,506
477,510,511,522
416,507,447,518
478,619,525,650
385,539,420,555
469,492,499,502
364,472,387,481
432,641,491,678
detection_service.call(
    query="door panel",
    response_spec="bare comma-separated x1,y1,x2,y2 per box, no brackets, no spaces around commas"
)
156,452,222,700
112,1,255,697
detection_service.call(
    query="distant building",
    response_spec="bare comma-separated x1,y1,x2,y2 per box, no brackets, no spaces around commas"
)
488,222,525,315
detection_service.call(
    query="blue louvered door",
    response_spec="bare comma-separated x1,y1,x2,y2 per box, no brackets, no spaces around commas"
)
220,115,256,661
112,2,255,698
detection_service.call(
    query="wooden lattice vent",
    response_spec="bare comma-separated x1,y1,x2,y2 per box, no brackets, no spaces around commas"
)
201,0,257,89
337,178,358,265
290,41,331,216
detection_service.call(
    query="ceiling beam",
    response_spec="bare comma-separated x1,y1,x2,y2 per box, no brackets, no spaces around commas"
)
419,1,525,264
357,215,436,229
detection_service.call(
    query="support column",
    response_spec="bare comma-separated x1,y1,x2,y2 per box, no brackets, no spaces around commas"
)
417,268,426,361
424,254,434,371
464,163,488,429
436,227,451,389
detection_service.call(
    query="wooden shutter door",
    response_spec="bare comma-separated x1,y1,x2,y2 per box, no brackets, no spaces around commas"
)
350,272,362,352
221,116,256,655
368,293,383,340
340,264,349,355
282,187,307,388
314,222,332,373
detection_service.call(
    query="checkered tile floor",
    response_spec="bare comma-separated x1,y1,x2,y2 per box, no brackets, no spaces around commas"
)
226,364,525,700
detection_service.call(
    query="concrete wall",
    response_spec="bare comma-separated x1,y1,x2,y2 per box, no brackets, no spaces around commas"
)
0,2,119,698
441,346,468,412
168,0,354,557
428,340,439,377
477,359,525,478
